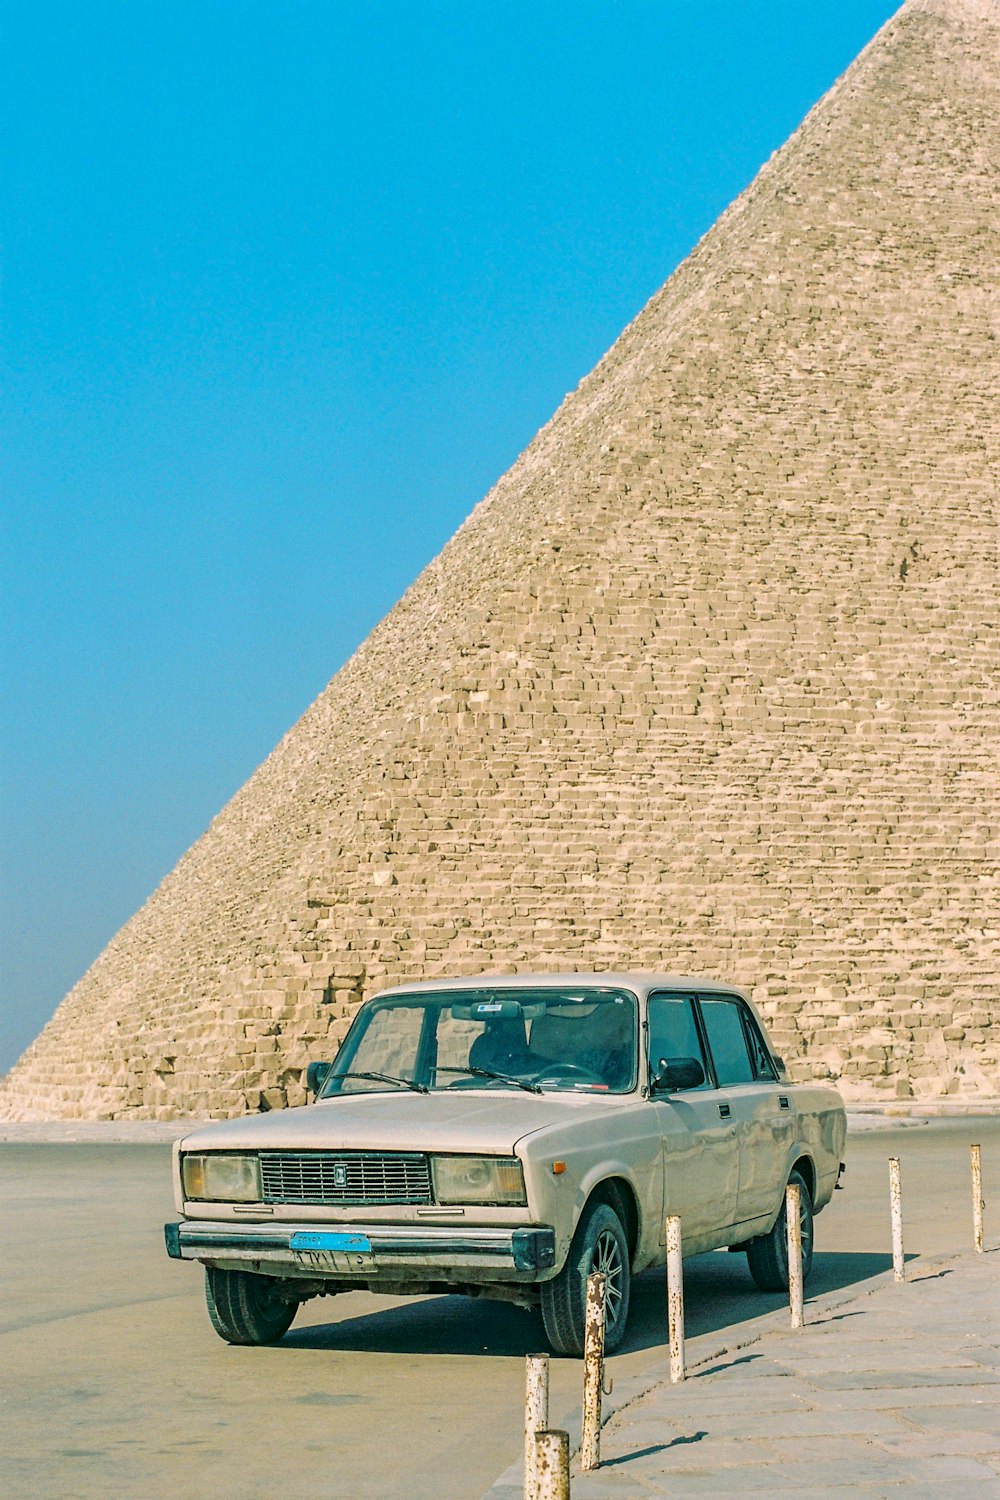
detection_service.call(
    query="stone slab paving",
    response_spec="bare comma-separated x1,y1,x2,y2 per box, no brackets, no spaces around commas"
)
570,1251,1000,1498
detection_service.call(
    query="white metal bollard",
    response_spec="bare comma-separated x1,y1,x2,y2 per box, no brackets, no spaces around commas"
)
786,1181,804,1329
666,1214,685,1383
534,1429,571,1500
889,1156,905,1283
972,1144,984,1254
524,1354,550,1500
580,1271,606,1471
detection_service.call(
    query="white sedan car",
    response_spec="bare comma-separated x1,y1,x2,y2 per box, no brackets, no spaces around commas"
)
166,974,846,1355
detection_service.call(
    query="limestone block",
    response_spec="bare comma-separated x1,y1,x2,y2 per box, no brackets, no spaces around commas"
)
2,0,999,1121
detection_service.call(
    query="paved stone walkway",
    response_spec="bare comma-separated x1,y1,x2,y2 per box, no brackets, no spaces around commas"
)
570,1251,999,1498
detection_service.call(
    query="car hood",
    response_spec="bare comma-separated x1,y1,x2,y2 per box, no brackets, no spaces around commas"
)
177,1089,630,1155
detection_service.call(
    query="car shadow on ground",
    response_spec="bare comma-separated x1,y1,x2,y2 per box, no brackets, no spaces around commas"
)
617,1248,894,1354
282,1291,544,1356
277,1249,894,1359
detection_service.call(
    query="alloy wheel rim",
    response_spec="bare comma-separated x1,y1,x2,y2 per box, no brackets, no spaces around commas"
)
799,1194,813,1259
591,1229,625,1328
782,1190,813,1271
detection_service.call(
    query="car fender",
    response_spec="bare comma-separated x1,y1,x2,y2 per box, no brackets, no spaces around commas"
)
572,1157,644,1255
755,1143,818,1234
518,1108,659,1271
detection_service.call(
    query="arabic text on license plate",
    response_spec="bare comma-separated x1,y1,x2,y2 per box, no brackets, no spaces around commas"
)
288,1231,374,1272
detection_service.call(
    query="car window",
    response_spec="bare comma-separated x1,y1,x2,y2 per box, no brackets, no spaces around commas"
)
527,996,637,1091
699,998,755,1086
647,994,710,1089
742,1008,778,1080
332,1002,425,1090
434,1008,487,1071
325,988,638,1093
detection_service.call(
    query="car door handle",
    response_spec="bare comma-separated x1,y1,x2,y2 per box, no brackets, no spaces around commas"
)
778,1096,790,1110
718,1102,731,1119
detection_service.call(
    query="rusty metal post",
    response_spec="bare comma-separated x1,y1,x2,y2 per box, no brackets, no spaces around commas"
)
534,1429,570,1500
972,1144,984,1254
580,1271,606,1471
524,1353,549,1500
889,1156,904,1282
666,1214,685,1383
786,1181,804,1329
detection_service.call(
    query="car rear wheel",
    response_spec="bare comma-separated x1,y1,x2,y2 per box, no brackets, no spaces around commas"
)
746,1169,814,1293
204,1266,298,1345
540,1200,631,1357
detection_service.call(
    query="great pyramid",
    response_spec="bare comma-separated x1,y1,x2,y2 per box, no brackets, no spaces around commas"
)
3,0,998,1120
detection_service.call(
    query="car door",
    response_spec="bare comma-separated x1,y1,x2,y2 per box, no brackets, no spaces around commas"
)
648,991,740,1249
697,994,795,1229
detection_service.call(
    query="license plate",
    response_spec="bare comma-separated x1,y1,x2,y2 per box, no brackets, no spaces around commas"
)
289,1230,374,1271
289,1231,372,1253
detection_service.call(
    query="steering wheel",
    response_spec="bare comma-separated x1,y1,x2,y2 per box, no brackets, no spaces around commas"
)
534,1061,603,1083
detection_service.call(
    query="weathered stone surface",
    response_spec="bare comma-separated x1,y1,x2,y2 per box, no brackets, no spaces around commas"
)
1,0,997,1119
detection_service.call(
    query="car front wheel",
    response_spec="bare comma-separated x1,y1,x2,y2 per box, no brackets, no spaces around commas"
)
204,1266,298,1345
746,1169,814,1293
541,1200,631,1357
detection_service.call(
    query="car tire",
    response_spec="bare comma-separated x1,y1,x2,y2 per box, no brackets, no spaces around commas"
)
204,1266,298,1345
541,1200,631,1357
746,1169,814,1293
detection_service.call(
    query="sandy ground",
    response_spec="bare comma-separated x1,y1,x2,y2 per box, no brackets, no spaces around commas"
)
2,1118,997,1498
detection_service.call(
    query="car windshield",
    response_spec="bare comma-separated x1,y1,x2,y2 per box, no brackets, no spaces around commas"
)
319,987,639,1096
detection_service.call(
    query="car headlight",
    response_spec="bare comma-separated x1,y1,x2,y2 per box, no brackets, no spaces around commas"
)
431,1155,527,1206
181,1153,261,1203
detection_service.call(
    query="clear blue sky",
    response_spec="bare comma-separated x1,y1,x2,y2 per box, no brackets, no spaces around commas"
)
0,0,900,1073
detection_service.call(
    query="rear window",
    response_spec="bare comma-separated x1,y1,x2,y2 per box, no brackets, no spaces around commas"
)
700,998,755,1086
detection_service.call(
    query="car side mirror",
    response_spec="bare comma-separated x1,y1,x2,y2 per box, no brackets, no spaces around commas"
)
652,1056,706,1093
305,1061,331,1098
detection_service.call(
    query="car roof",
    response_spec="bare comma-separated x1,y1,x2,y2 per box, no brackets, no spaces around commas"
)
369,972,752,1003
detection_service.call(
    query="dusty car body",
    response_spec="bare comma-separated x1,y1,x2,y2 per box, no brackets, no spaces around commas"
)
165,973,846,1354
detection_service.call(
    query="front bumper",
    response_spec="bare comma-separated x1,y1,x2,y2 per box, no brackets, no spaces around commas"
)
164,1218,557,1283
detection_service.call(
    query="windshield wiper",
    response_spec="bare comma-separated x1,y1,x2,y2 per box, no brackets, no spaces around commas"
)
435,1066,543,1095
328,1070,429,1094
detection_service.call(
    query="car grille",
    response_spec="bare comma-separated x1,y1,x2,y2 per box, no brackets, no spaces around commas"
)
259,1151,432,1206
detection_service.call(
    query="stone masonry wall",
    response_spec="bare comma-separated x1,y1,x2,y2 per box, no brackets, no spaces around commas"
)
1,0,997,1118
